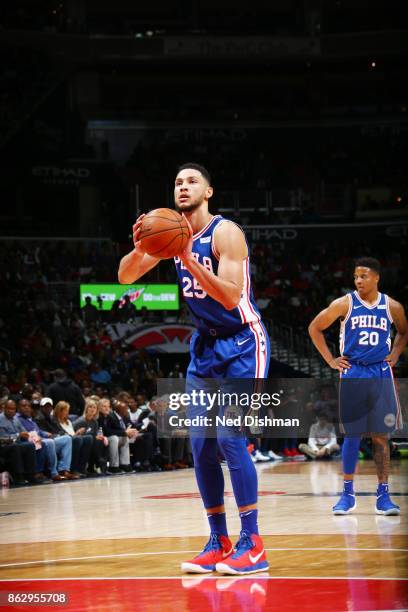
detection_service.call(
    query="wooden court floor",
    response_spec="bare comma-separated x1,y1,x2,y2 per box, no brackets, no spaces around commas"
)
1,459,407,611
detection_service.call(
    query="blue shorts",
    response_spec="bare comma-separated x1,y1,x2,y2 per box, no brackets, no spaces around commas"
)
187,321,270,379
186,322,270,438
339,361,402,436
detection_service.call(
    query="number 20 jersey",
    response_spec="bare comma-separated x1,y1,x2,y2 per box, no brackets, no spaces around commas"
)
174,215,261,333
340,291,392,365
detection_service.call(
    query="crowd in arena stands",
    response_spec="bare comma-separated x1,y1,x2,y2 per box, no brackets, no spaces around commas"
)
0,233,407,397
0,231,406,486
0,384,195,486
0,239,118,286
2,375,402,487
251,237,407,348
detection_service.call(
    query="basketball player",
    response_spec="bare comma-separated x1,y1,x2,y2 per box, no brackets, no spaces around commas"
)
308,257,408,515
118,163,270,574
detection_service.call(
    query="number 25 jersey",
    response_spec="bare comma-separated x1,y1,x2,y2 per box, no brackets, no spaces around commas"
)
174,215,261,333
340,291,392,364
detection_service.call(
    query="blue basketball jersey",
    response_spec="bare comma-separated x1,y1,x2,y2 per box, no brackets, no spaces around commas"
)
174,215,261,333
340,291,393,364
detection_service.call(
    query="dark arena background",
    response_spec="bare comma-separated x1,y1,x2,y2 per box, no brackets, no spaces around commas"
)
0,1,408,611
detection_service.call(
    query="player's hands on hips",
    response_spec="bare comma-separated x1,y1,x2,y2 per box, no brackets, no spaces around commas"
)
132,214,146,253
329,356,350,371
385,353,397,367
179,214,194,262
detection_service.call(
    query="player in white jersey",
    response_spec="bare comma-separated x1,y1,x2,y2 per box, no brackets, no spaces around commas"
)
309,257,408,515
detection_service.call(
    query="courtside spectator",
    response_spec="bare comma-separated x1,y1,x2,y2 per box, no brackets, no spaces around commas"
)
73,398,109,474
299,413,340,459
106,400,137,472
17,398,74,480
35,397,80,480
0,437,38,486
52,401,92,476
97,397,131,474
0,399,47,483
116,392,158,471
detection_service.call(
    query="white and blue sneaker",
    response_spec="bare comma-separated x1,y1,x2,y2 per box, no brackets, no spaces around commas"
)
376,484,400,516
332,492,357,515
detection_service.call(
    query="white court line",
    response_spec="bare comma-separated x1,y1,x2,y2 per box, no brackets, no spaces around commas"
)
1,576,408,582
264,548,408,552
1,547,407,569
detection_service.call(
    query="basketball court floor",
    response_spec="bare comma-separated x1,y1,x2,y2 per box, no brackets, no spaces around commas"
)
1,459,407,611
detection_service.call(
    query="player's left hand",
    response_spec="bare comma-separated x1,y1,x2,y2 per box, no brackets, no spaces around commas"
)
132,214,147,253
179,214,193,262
385,353,398,368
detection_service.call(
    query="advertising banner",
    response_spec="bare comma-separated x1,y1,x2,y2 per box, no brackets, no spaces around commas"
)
80,284,179,310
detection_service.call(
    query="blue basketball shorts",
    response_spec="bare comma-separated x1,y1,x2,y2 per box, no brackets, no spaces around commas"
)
339,361,402,436
185,322,270,437
187,321,270,380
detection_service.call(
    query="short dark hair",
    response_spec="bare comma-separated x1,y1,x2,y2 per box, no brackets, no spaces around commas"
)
177,163,211,185
354,257,381,274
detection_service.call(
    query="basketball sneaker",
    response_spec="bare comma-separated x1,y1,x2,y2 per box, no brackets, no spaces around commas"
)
181,534,233,573
215,531,269,575
332,493,357,515
375,484,400,516
268,450,283,461
253,450,270,462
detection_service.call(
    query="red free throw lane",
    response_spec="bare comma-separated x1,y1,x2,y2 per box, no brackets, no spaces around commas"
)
0,577,407,611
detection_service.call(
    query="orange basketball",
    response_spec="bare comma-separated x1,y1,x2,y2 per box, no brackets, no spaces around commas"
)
138,208,190,259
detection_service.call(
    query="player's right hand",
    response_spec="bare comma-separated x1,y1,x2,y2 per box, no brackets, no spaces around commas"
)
132,214,146,251
178,213,194,262
329,356,350,371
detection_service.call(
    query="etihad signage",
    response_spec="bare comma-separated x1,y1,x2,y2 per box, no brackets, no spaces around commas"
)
31,165,92,186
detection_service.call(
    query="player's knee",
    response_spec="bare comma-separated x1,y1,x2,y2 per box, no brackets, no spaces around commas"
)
190,440,218,466
342,437,361,451
217,437,247,467
371,435,388,447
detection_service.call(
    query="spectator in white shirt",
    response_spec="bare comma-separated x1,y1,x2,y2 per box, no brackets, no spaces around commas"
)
299,413,340,459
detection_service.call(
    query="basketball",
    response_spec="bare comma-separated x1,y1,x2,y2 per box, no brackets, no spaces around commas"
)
138,208,190,258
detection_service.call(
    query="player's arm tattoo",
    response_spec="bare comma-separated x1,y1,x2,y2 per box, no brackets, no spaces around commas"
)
372,436,390,482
